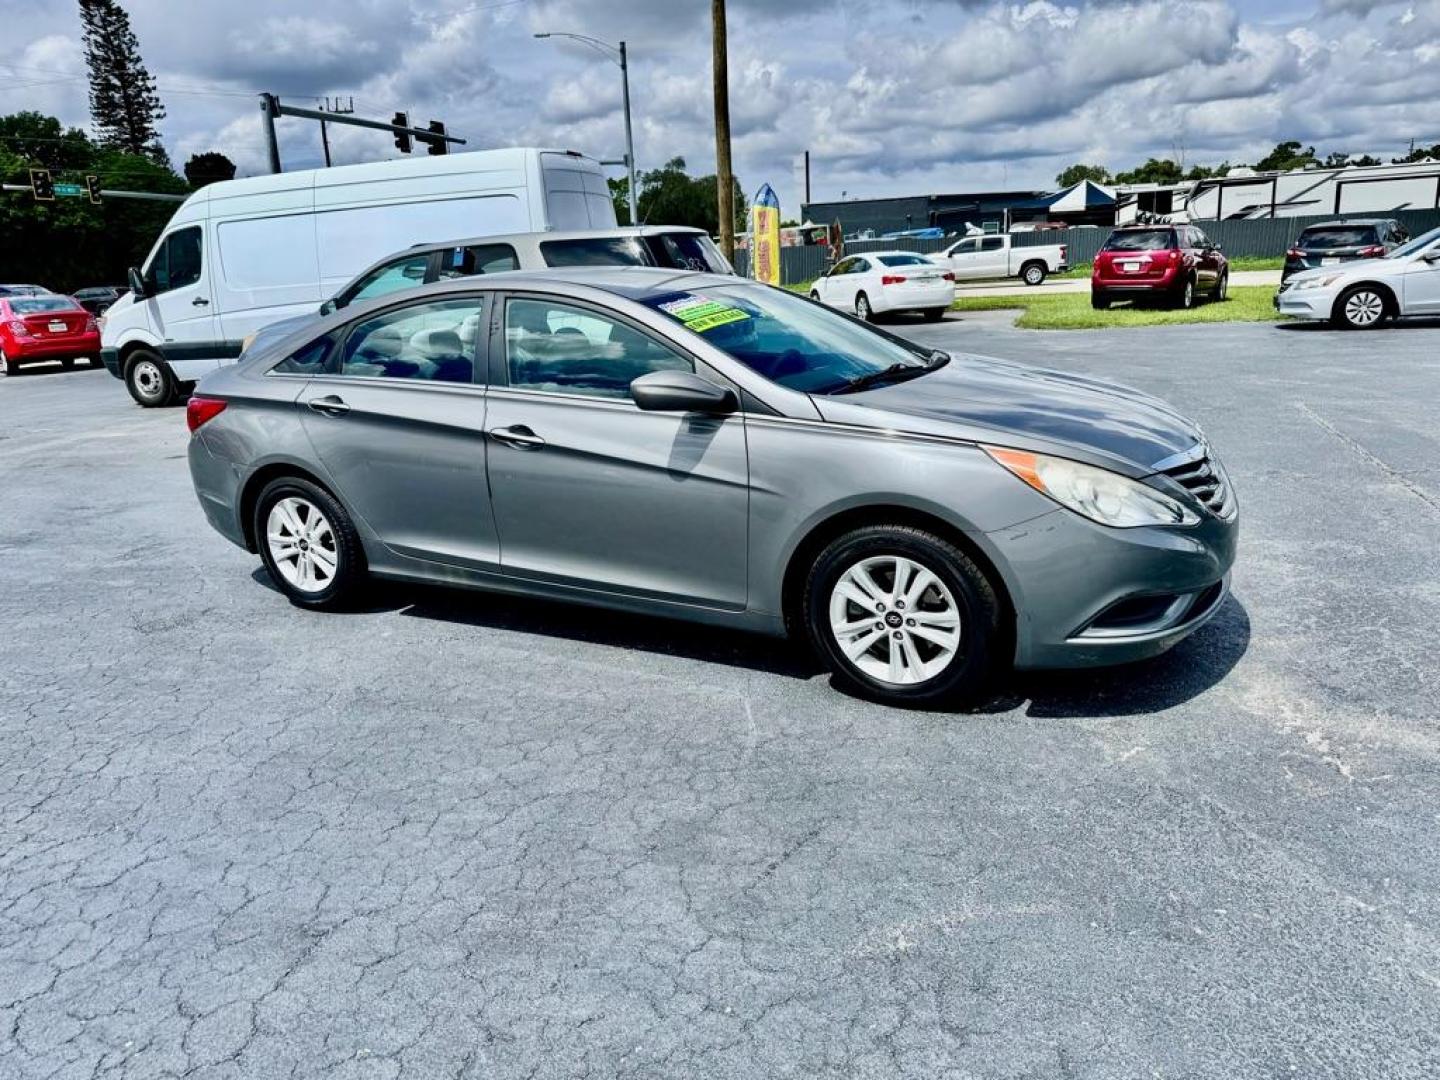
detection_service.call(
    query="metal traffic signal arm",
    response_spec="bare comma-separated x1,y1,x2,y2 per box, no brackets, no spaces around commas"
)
2,172,184,204
259,94,464,173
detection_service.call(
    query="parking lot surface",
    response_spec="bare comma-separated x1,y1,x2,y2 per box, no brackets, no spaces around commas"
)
3,317,1439,1079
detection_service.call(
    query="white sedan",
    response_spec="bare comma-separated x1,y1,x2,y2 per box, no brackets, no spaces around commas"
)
1277,224,1440,329
810,251,956,322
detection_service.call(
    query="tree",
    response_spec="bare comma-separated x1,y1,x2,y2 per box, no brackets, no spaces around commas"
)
0,112,94,170
1055,163,1111,188
184,151,236,189
1392,142,1440,164
1252,140,1317,172
1114,157,1184,185
617,157,746,234
80,0,167,163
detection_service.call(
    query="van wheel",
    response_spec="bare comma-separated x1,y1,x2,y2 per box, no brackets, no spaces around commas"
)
125,349,177,407
803,525,1002,708
1021,261,1047,286
254,477,367,610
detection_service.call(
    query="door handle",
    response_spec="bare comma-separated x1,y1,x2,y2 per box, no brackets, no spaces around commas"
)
488,424,545,449
307,395,350,417
191,297,210,307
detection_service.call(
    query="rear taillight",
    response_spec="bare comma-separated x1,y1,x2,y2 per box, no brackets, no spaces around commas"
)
880,274,907,285
84,316,98,332
1286,248,1303,259
1358,245,1385,258
6,320,28,336
1060,245,1067,261
941,272,954,281
1169,250,1181,264
186,396,227,433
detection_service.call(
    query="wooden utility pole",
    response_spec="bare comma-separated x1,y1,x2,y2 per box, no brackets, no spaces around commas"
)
712,0,735,261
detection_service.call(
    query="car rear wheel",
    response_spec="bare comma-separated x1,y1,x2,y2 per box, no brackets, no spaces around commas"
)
61,357,75,369
803,525,1002,708
855,292,875,322
1174,276,1196,310
254,478,366,610
125,349,178,407
1213,271,1229,301
0,348,18,376
1333,285,1387,330
922,307,946,322
1091,293,1111,310
1021,261,1047,286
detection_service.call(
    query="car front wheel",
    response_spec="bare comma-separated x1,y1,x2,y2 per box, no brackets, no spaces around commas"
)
803,525,1002,708
1333,285,1388,330
254,477,366,609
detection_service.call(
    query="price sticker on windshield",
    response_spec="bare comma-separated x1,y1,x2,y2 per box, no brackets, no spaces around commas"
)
659,294,749,333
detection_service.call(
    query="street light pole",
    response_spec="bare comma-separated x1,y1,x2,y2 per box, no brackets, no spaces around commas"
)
619,41,638,225
535,31,639,225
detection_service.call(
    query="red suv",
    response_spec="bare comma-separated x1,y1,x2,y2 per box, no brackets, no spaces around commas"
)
0,294,101,376
1092,225,1229,310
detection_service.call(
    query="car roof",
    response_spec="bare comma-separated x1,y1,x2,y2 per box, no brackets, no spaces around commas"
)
1297,219,1393,229
852,250,933,258
404,225,707,253
362,265,744,305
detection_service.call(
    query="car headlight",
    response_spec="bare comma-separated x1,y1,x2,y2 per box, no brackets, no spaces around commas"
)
1291,273,1345,291
984,446,1199,528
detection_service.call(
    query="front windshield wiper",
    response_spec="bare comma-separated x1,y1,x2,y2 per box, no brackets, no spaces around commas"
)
829,350,948,395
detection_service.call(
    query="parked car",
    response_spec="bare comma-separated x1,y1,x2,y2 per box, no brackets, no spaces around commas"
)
1091,224,1229,310
809,252,955,321
928,233,1067,286
1275,223,1440,329
101,147,618,407
72,286,127,315
187,267,1237,708
0,284,49,298
0,294,101,375
1282,219,1409,282
227,226,738,374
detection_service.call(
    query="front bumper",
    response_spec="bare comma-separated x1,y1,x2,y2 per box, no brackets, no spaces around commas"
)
100,347,123,378
1276,285,1339,319
987,503,1239,670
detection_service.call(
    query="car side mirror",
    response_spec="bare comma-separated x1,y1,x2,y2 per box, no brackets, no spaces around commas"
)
630,370,737,414
127,266,147,300
1423,250,1440,263
319,298,337,316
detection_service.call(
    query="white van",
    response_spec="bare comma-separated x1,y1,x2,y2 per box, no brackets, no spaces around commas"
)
100,148,615,406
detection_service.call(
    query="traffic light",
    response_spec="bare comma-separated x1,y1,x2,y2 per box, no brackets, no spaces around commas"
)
392,112,411,153
425,120,448,156
29,168,54,201
85,175,102,204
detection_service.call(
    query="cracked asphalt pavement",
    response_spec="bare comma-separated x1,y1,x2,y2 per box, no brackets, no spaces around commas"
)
2,316,1438,1079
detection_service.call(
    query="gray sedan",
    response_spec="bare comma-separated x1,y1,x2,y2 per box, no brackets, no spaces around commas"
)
187,268,1238,707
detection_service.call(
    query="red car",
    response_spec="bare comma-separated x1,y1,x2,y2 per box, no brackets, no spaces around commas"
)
1091,224,1229,310
0,294,102,376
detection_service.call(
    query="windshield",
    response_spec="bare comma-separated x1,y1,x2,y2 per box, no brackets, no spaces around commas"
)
643,283,935,394
1104,229,1175,252
1297,226,1378,250
1384,225,1440,260
10,297,79,314
876,254,933,267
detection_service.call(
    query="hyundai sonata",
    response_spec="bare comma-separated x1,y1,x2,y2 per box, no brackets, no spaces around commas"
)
187,268,1238,707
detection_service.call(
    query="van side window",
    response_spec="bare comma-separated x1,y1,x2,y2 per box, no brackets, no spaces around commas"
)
148,226,203,294
348,254,430,304
437,244,520,279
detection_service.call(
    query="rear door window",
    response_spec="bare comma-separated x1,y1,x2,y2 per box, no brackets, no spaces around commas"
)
337,297,485,383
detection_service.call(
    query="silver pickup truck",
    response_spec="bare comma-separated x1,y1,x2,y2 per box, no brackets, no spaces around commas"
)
928,234,1068,286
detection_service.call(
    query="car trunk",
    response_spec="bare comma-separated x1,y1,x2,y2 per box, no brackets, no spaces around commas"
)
21,308,90,338
1096,248,1176,281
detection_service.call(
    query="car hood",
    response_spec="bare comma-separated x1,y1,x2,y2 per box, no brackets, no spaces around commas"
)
1285,257,1391,285
812,353,1203,475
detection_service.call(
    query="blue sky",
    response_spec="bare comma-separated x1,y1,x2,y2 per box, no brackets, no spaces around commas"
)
2,0,1436,213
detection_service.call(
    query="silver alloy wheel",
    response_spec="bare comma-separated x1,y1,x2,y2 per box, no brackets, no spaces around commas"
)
828,555,961,686
0,347,10,375
266,497,338,593
131,358,164,400
1024,264,1044,285
856,294,871,320
1181,279,1194,308
1344,289,1384,327
1216,273,1228,300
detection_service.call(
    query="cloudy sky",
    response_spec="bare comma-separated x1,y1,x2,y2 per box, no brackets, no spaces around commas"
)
3,0,1438,212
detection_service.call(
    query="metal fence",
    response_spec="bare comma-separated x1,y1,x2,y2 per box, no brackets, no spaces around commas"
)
732,207,1440,283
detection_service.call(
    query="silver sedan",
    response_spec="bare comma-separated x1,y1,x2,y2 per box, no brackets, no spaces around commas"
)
187,268,1237,707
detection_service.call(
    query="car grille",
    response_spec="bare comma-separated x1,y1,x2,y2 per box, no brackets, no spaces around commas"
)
1161,451,1234,518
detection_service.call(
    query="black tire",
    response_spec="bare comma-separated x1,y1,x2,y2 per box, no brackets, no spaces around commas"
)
921,307,946,322
0,349,18,376
1091,293,1111,310
1332,285,1388,330
802,525,1003,708
1020,261,1047,287
809,290,821,301
1173,276,1196,310
253,477,367,610
855,292,875,322
92,355,106,369
61,357,76,370
1213,271,1229,301
124,348,178,407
